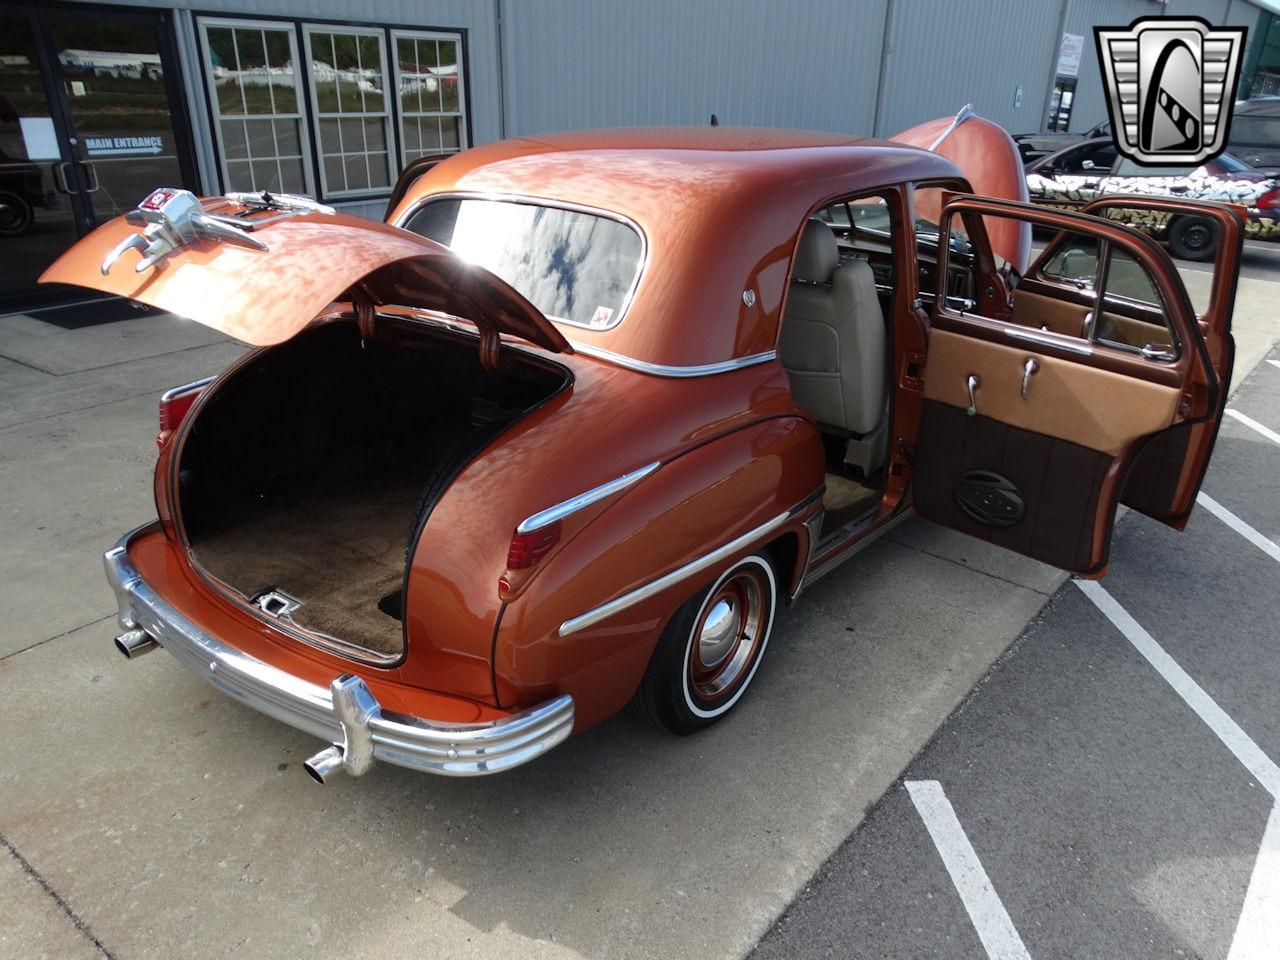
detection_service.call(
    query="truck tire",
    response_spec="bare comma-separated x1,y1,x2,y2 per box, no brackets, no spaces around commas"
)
1167,215,1218,262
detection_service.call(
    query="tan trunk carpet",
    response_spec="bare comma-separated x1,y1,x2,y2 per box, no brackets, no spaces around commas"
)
192,473,424,657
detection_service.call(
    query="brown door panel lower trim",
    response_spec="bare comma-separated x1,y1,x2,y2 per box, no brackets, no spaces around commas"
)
913,399,1111,571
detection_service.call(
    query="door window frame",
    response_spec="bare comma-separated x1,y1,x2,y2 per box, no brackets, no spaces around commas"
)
933,194,1207,390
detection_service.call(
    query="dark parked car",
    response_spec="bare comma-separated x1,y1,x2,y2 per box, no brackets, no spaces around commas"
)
1013,121,1110,166
1026,138,1280,259
1229,97,1280,169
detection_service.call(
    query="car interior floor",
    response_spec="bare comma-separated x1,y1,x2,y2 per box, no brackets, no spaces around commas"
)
819,436,883,538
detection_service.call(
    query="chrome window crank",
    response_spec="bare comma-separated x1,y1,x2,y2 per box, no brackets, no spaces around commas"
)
1021,358,1039,400
965,374,980,416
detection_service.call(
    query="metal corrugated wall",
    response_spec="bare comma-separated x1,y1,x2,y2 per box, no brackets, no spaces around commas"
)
499,0,889,135
872,0,1065,136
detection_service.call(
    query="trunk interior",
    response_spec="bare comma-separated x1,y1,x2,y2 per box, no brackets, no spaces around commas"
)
177,318,567,661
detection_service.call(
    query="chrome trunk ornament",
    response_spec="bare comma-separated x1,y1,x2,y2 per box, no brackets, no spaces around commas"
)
100,187,270,276
225,190,335,216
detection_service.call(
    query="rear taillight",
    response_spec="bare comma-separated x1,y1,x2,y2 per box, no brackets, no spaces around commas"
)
1258,186,1280,210
157,377,213,447
505,521,561,570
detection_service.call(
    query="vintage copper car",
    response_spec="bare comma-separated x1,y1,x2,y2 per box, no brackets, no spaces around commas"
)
43,121,1244,783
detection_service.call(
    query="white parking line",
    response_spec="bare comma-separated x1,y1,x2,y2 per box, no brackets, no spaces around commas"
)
1227,801,1280,960
905,780,1032,960
1075,580,1280,798
1226,409,1280,446
1197,493,1280,564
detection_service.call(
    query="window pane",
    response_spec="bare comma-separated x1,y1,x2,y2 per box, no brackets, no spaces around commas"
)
341,117,365,151
324,154,345,192
363,117,386,152
225,159,253,191
344,154,370,191
272,118,300,157
279,157,306,193
252,158,283,192
1096,248,1175,354
221,119,248,159
367,152,390,188
404,199,644,328
441,116,460,149
360,36,384,111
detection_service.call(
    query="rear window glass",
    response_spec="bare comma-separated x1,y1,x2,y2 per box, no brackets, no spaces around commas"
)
402,198,644,330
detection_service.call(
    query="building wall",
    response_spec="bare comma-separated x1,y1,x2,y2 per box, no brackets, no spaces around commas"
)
57,0,1273,216
873,0,1065,137
499,0,888,137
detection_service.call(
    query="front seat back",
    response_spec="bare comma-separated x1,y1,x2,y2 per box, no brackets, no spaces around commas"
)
779,218,886,437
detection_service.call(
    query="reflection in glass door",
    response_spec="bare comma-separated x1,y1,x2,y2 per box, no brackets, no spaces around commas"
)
46,8,192,223
0,3,196,308
0,6,80,307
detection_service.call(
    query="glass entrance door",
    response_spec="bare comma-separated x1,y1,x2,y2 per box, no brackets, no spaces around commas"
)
0,3,196,309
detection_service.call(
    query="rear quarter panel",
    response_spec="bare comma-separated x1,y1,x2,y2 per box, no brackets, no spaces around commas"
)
492,415,824,731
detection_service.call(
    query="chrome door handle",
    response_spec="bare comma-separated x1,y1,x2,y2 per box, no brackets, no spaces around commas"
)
1140,344,1176,361
965,374,980,416
53,161,75,194
1021,358,1039,399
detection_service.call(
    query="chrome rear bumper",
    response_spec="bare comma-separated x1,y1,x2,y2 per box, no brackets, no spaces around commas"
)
104,528,574,779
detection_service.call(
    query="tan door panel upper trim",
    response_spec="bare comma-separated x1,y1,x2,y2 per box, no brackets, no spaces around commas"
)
924,328,1179,455
1011,288,1091,338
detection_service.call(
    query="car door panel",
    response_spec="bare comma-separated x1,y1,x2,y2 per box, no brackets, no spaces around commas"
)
1076,196,1244,525
1010,287,1092,337
913,194,1231,574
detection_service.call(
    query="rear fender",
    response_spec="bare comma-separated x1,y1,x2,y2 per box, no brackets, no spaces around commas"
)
493,415,824,730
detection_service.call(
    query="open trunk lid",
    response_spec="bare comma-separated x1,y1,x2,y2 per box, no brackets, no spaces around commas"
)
39,188,571,353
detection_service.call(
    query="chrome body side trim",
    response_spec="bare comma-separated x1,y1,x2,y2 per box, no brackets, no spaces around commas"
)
558,490,820,637
160,375,215,402
1001,326,1095,357
791,504,827,602
105,527,574,778
517,461,661,533
566,341,778,378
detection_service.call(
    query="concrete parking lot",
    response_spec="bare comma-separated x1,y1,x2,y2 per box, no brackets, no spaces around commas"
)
2,244,1279,959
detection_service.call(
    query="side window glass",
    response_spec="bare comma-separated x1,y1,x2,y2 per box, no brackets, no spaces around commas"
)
1038,234,1099,288
1095,247,1175,355
942,209,1179,360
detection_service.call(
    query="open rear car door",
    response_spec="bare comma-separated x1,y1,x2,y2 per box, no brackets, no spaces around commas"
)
39,188,570,358
912,193,1244,575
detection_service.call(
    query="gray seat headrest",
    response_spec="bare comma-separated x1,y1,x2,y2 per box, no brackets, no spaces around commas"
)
793,218,838,283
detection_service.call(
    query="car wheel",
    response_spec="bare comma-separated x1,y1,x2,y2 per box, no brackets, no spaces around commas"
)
1167,215,1218,262
631,553,778,734
0,191,34,237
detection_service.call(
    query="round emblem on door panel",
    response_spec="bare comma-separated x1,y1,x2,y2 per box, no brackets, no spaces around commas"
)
742,289,756,307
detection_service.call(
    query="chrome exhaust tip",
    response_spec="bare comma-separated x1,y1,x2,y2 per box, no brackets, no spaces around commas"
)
303,745,345,784
114,628,158,659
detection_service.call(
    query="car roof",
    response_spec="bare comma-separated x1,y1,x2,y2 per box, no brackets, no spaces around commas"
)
387,127,965,369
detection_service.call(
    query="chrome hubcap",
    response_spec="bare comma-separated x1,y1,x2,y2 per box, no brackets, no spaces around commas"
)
688,567,769,706
698,598,738,668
